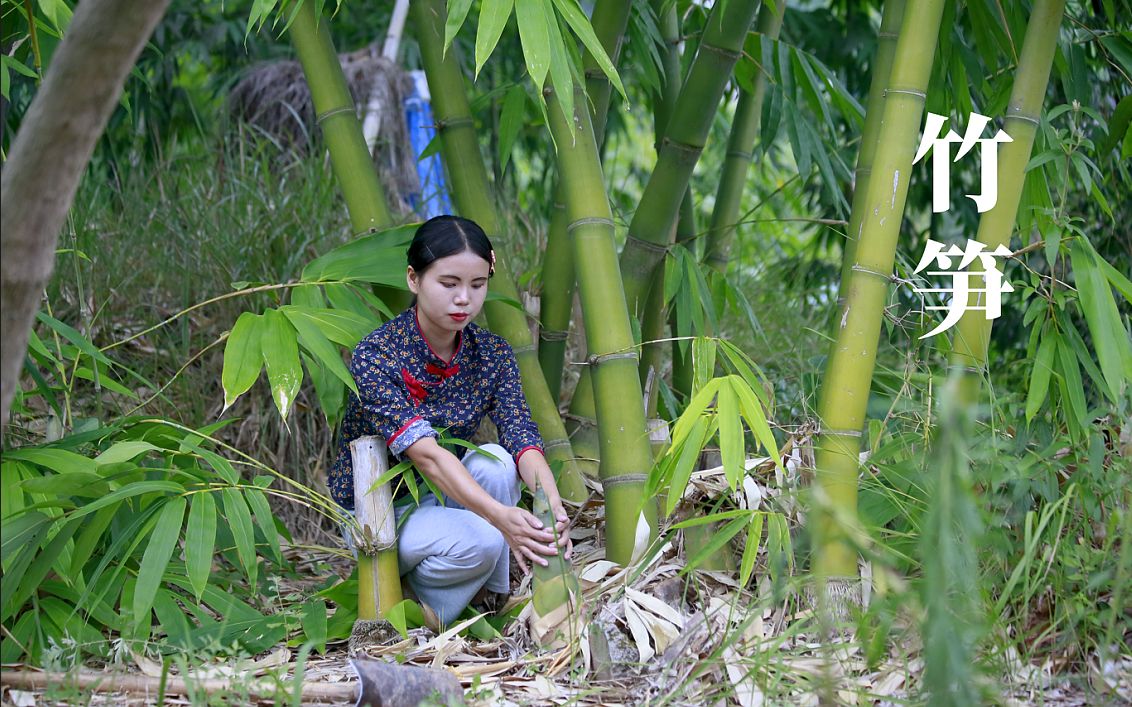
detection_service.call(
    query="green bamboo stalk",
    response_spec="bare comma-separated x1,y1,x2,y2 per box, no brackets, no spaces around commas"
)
834,0,907,307
950,0,1066,405
617,0,760,318
412,0,588,503
702,0,788,272
540,0,631,405
288,0,392,234
812,0,946,589
548,84,658,564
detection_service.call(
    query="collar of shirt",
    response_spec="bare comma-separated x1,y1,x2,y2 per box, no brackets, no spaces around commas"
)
407,307,468,380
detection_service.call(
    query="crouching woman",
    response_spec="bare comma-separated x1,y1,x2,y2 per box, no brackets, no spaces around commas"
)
329,215,573,626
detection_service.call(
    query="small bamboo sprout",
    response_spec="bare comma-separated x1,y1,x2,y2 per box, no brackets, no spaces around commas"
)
350,436,402,638
529,487,581,648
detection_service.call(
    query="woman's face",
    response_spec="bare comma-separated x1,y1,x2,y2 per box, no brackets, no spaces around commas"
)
407,248,491,341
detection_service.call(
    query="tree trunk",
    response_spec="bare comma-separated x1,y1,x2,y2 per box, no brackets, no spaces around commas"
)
617,0,760,319
539,0,632,404
548,85,657,564
950,0,1066,405
834,0,906,308
0,0,172,433
702,0,788,273
812,0,946,593
411,0,588,502
288,0,392,234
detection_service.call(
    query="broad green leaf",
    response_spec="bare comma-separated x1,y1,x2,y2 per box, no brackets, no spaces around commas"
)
5,448,96,475
261,309,302,420
1070,241,1131,403
738,513,765,586
717,383,744,490
691,337,717,393
133,496,186,626
1026,333,1057,422
4,517,81,624
732,377,780,463
280,305,374,348
69,480,185,521
303,352,347,428
36,312,111,366
246,488,282,565
515,0,551,89
665,416,710,516
550,0,627,101
542,0,574,138
498,85,527,174
197,449,240,485
684,516,747,573
669,377,721,447
95,441,159,466
475,0,515,78
444,0,476,54
301,598,328,653
281,307,357,395
222,312,265,410
21,471,107,498
301,225,417,285
1056,337,1088,429
222,488,258,589
1,511,49,565
186,492,217,600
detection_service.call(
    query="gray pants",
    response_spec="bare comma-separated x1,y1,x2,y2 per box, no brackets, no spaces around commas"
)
393,444,519,625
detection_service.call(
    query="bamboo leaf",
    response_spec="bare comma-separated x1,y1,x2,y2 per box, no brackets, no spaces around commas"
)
301,225,417,285
281,307,357,394
444,0,476,54
133,496,186,626
222,489,258,590
36,312,111,366
94,441,159,466
543,0,575,139
691,337,717,393
246,488,282,565
738,513,765,586
1070,240,1131,402
669,377,721,447
302,598,328,653
731,378,780,463
515,0,551,88
1026,333,1057,422
665,416,710,516
69,481,185,521
261,309,302,421
302,352,347,428
69,502,120,577
684,516,747,573
1055,337,1088,429
717,383,744,491
498,85,527,173
222,312,265,410
475,0,515,78
186,491,217,601
550,0,627,101
5,448,96,475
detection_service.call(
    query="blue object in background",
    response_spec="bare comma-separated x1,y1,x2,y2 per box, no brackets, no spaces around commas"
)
404,71,452,219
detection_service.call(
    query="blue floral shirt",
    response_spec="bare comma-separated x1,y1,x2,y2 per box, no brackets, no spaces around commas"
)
329,307,543,509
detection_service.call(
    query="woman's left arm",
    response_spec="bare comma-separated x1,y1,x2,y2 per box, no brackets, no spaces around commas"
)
517,450,573,560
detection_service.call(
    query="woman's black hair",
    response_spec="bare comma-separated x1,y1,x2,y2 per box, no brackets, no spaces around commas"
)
407,215,495,278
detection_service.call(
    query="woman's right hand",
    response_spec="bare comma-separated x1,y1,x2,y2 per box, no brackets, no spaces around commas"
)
490,505,560,573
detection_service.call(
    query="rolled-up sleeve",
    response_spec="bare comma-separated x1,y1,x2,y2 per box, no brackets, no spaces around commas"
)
350,339,438,457
486,343,543,462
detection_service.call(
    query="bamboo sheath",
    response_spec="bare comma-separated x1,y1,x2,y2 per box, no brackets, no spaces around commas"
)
351,436,402,620
547,85,658,564
411,0,588,503
617,0,761,319
834,0,906,307
813,0,947,580
950,0,1066,405
702,0,788,273
288,0,392,234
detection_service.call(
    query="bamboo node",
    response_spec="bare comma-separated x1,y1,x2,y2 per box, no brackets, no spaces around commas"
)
850,264,893,282
624,234,669,255
602,473,649,488
818,428,863,438
586,351,640,367
725,149,753,160
882,88,927,100
1005,111,1040,126
315,105,356,124
513,343,538,355
661,136,704,156
436,116,474,130
544,437,572,451
566,216,614,233
698,43,741,61
539,329,570,342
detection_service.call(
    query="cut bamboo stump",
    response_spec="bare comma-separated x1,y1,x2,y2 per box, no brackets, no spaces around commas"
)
350,436,402,631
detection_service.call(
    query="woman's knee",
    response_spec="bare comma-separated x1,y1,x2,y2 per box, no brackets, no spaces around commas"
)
465,444,519,504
